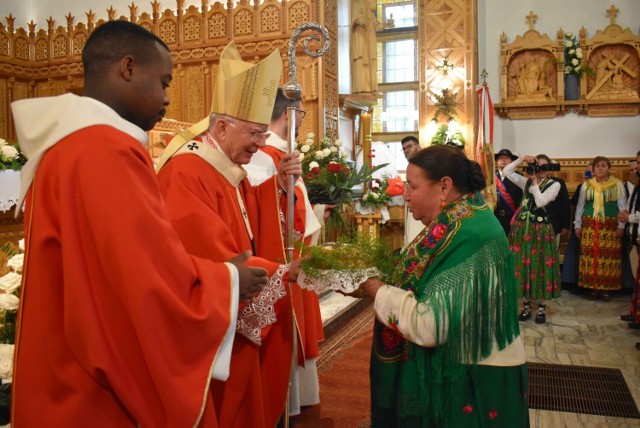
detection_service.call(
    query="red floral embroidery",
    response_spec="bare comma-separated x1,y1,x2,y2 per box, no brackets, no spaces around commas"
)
432,223,447,240
488,409,498,420
380,326,403,352
406,260,418,274
462,404,473,414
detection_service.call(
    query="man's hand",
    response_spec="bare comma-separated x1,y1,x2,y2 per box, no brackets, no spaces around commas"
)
277,150,302,189
575,228,582,239
228,252,268,301
618,209,629,223
288,258,301,282
616,228,625,238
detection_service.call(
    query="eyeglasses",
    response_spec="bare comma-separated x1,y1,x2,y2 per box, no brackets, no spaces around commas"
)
295,109,307,119
227,121,270,142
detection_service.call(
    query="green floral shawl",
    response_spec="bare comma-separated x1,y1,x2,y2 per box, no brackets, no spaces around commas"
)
370,192,520,424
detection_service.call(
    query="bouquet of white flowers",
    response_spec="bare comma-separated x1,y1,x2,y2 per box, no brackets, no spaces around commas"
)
563,32,586,76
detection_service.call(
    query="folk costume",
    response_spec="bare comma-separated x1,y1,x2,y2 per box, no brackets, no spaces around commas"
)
493,149,523,235
157,43,294,428
11,93,239,427
504,158,561,302
574,176,626,292
370,192,528,427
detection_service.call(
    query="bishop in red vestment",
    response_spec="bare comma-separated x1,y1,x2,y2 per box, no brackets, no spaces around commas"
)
156,42,301,428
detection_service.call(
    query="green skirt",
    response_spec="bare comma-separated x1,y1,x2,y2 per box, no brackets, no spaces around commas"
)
370,335,529,427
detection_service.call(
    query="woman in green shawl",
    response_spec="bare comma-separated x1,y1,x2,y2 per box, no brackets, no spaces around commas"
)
360,145,529,427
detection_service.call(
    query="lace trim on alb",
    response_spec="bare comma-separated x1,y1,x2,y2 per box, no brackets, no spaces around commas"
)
236,264,288,345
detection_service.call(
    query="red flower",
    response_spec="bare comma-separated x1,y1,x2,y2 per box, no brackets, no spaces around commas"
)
406,260,418,274
327,162,342,173
311,166,321,174
463,404,473,414
488,409,498,420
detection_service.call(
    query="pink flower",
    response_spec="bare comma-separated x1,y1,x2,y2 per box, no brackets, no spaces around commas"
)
463,404,473,414
488,409,498,420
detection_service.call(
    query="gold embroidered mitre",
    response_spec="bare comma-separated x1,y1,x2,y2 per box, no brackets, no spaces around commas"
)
211,41,282,125
156,41,282,171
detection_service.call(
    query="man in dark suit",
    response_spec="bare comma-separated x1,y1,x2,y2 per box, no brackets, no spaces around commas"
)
494,149,523,235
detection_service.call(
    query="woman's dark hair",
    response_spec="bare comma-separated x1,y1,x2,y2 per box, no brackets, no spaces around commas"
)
409,145,485,193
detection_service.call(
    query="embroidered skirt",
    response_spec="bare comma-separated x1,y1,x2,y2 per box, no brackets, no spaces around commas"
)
578,216,622,291
508,215,561,300
370,333,530,427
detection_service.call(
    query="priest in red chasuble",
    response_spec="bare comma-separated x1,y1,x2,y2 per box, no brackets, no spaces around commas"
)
10,21,267,427
156,42,303,428
248,88,325,416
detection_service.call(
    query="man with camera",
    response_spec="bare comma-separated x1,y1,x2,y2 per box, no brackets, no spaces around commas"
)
502,154,562,324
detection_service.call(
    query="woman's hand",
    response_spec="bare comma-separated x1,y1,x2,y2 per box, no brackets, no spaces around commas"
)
360,277,384,298
616,228,625,238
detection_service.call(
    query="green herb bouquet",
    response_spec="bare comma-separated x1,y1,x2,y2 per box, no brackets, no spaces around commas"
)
297,234,400,296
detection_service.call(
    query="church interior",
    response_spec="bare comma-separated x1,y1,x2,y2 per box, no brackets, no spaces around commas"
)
0,0,639,426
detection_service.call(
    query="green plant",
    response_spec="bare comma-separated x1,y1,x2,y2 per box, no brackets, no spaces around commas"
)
431,124,465,147
300,233,400,285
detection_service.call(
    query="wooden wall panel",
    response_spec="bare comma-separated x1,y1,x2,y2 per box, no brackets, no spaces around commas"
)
0,0,336,143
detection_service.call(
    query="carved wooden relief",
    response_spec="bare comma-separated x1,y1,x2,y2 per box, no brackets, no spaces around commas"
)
496,5,640,119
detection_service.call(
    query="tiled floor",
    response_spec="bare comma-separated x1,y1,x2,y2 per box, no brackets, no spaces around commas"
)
523,289,640,427
319,289,640,427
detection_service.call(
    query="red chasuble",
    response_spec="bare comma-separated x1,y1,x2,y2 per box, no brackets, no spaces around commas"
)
13,126,235,427
261,145,325,360
157,145,294,428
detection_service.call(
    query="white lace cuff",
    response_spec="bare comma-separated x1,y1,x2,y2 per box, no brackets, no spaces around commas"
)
236,264,288,345
297,267,380,295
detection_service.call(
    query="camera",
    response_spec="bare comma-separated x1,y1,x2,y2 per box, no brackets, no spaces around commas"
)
524,162,561,174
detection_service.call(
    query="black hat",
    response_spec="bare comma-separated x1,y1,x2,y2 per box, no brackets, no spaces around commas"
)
494,149,517,161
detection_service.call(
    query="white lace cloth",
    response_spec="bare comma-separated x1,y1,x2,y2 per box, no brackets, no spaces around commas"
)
236,264,288,345
0,170,20,212
298,267,380,295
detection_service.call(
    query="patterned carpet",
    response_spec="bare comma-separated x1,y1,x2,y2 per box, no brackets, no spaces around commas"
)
294,304,374,427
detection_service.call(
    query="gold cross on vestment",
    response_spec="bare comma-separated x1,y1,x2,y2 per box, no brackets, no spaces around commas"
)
607,4,619,26
526,11,537,31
